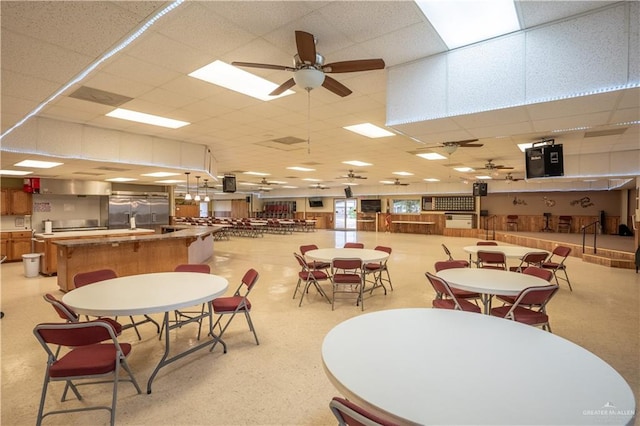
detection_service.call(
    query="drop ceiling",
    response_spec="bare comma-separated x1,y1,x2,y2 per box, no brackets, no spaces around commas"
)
1,1,638,196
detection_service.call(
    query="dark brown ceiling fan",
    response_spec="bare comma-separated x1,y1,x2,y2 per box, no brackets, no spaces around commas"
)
384,178,410,186
483,159,514,171
424,138,483,155
338,170,367,180
232,30,385,97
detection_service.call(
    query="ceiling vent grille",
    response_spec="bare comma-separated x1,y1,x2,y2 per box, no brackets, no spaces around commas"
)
69,86,133,107
584,128,627,138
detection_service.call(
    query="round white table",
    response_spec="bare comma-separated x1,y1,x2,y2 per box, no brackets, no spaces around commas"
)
305,248,389,263
437,267,549,313
322,308,636,425
63,272,228,394
464,245,548,263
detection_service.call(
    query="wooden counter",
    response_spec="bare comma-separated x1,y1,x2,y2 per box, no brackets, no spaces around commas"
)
33,228,155,276
53,226,223,292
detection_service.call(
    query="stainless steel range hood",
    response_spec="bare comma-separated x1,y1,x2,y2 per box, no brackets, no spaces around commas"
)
39,179,112,196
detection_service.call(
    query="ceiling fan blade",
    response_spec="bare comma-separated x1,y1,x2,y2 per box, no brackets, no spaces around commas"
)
461,143,484,148
322,59,385,73
497,166,514,170
232,61,294,72
269,78,296,96
453,139,479,145
322,76,352,97
295,31,317,64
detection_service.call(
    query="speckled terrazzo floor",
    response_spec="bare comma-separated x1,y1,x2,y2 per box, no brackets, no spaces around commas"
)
1,230,638,425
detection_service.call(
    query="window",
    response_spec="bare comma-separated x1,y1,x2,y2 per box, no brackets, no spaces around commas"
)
392,199,421,214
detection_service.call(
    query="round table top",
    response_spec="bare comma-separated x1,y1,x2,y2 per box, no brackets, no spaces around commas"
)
464,245,548,259
63,272,228,317
437,267,548,296
322,308,636,425
305,248,389,263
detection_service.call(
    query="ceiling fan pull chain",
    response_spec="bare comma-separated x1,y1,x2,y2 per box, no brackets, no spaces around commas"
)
307,89,311,154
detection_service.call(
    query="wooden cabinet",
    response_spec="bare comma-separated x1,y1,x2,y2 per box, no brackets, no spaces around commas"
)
1,231,34,261
1,189,32,215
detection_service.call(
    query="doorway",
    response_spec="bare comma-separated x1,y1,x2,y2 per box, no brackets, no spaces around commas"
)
334,198,357,230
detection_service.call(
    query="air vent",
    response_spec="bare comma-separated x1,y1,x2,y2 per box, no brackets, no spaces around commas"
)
584,128,628,138
69,86,133,107
255,136,306,151
272,136,306,145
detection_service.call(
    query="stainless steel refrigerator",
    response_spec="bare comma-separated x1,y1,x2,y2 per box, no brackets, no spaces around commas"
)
108,194,169,229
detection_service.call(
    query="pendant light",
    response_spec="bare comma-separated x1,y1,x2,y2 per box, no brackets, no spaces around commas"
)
184,172,192,200
203,179,210,202
194,176,201,201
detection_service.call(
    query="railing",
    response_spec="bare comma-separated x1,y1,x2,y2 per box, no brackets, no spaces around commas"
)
581,220,600,254
484,215,497,241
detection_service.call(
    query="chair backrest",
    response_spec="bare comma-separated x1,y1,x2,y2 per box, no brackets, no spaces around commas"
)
34,320,119,350
441,244,453,260
559,216,572,223
373,245,392,255
507,215,518,220
477,251,506,265
73,269,117,288
521,251,549,266
329,397,398,426
294,252,310,270
476,241,498,246
425,272,458,305
43,294,78,322
332,258,363,274
299,244,319,255
552,245,572,259
174,264,211,274
522,267,554,282
434,260,468,272
241,268,260,292
513,285,559,307
344,242,364,249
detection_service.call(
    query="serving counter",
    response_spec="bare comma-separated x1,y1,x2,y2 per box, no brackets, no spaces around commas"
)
53,226,223,292
34,228,155,276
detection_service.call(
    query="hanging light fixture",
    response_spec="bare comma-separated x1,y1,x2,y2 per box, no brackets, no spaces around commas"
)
194,176,201,201
203,179,210,202
184,172,192,200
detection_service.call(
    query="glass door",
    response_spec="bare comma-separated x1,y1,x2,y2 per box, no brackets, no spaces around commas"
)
334,199,357,230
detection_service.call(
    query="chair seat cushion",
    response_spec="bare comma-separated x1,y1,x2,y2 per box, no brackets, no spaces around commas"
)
332,273,361,284
309,261,330,270
496,295,517,305
100,318,123,335
212,296,251,313
433,298,481,313
299,270,329,280
451,289,480,299
491,305,548,325
50,343,132,377
542,262,564,269
364,263,382,271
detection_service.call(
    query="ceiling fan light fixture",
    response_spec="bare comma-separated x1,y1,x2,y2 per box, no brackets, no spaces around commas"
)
443,144,458,154
294,68,325,91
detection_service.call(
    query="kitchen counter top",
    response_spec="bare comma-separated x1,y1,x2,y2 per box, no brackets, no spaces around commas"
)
51,226,223,247
34,228,154,239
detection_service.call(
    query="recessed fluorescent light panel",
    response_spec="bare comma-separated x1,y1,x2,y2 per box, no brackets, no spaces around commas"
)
142,172,180,178
454,167,475,172
189,60,294,101
393,171,414,176
344,123,395,138
517,143,534,152
106,108,189,129
14,160,63,168
0,170,33,176
156,179,183,184
106,177,137,182
416,152,447,160
302,178,321,182
416,0,520,49
342,161,372,167
424,178,440,182
475,175,492,180
288,166,315,172
243,171,269,176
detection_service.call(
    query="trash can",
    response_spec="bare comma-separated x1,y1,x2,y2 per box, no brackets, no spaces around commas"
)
22,253,41,278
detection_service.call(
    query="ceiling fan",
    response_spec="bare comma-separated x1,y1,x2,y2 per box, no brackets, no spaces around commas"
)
424,138,483,155
338,170,367,180
384,178,409,186
232,30,385,97
483,159,514,171
257,178,276,185
309,183,330,190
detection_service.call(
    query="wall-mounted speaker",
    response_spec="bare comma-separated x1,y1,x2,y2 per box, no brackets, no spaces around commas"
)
223,176,236,193
525,144,564,178
344,186,353,198
473,182,488,196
